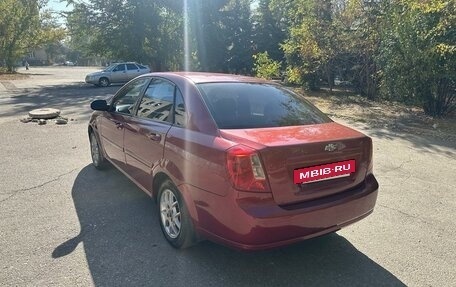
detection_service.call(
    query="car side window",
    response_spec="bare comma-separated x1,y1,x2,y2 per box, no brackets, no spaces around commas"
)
136,79,174,122
174,89,187,127
113,64,125,72
126,63,138,70
111,78,149,114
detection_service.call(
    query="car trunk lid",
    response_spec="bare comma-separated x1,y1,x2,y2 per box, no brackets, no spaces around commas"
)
219,122,372,205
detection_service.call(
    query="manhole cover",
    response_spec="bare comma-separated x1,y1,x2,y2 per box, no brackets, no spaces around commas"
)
28,108,61,119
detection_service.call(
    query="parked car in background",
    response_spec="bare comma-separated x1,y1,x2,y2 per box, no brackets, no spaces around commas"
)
85,62,151,87
88,72,379,250
64,61,75,66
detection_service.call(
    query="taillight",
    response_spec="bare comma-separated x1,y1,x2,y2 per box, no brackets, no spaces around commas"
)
226,145,269,192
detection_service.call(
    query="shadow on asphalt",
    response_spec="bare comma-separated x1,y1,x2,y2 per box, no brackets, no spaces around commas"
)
0,84,118,119
369,128,455,158
308,90,456,154
53,165,405,287
331,117,456,158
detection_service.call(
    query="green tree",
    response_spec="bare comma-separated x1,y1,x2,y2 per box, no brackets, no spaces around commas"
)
337,0,383,99
44,41,67,64
186,0,256,73
67,0,255,73
253,51,281,79
188,0,230,71
378,0,455,117
268,0,383,97
275,0,342,90
252,0,286,62
222,0,254,74
66,0,183,70
0,0,65,72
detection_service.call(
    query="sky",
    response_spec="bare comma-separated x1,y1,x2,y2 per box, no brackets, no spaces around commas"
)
47,0,73,12
46,0,73,26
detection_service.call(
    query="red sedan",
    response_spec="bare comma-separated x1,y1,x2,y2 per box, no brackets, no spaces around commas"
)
88,72,379,250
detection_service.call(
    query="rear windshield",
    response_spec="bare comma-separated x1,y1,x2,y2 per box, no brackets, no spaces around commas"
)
197,82,331,129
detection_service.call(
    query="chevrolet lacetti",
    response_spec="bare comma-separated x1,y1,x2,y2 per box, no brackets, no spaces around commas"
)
88,72,379,250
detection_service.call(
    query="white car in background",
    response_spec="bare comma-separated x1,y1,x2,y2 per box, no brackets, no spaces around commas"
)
85,62,151,87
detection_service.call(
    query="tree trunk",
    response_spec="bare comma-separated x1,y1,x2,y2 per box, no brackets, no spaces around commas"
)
326,64,333,92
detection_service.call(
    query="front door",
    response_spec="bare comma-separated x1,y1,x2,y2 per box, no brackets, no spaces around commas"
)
123,78,176,192
110,64,127,83
99,77,150,169
99,113,127,168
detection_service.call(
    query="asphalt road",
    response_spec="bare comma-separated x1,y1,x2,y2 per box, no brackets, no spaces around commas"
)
0,67,455,286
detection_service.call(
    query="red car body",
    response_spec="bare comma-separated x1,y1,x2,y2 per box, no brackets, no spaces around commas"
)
88,72,379,250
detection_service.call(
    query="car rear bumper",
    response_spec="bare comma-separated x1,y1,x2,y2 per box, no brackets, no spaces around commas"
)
184,174,378,250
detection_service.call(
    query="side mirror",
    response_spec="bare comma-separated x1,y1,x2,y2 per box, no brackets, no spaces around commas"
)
90,100,109,111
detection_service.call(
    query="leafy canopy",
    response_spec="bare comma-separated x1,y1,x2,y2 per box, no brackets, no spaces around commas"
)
0,0,65,72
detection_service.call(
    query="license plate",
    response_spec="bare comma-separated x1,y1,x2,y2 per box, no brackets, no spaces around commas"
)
293,159,356,184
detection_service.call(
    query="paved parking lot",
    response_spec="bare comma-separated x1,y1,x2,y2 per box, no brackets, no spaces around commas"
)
0,67,455,286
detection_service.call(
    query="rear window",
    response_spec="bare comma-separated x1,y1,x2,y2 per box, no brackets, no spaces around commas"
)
197,83,331,129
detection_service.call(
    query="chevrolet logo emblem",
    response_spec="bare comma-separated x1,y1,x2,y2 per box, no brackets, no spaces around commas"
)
324,143,338,152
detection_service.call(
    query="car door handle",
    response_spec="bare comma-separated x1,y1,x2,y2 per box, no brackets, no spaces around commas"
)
147,133,161,141
114,121,124,129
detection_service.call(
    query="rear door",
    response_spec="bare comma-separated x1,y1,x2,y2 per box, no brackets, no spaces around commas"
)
126,63,141,81
99,77,150,169
123,78,175,192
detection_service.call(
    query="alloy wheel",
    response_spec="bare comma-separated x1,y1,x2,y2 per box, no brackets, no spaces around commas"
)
99,78,109,87
160,189,181,239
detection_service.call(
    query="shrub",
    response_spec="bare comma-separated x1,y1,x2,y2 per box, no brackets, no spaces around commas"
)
252,52,281,80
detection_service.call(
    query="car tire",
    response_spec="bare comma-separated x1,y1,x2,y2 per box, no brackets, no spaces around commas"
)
158,180,197,249
99,77,110,87
89,132,109,170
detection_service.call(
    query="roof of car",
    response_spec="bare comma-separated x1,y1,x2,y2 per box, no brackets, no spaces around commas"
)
146,72,270,84
111,62,143,64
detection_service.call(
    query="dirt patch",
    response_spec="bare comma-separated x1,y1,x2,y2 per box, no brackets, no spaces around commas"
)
301,89,456,144
0,73,29,81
